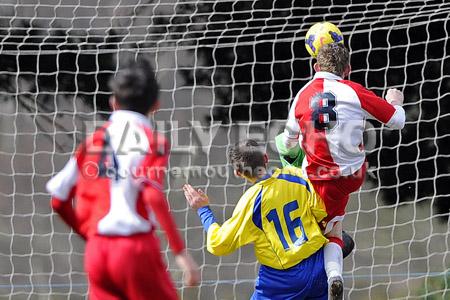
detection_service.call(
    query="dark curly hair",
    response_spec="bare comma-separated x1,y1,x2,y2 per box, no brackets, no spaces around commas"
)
228,139,266,178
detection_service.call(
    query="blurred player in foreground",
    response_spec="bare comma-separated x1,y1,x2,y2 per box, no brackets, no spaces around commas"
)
47,59,199,299
184,139,330,299
277,43,406,299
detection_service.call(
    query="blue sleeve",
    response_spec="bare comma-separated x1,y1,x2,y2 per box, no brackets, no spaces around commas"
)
197,206,217,231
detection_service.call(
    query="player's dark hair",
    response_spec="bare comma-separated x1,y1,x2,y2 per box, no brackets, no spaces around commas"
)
316,43,350,76
110,58,159,115
228,139,266,178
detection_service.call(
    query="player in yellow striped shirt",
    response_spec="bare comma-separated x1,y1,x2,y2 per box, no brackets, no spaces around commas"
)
183,139,329,299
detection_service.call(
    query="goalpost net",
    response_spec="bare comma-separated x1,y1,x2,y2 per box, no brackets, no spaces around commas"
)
0,0,448,299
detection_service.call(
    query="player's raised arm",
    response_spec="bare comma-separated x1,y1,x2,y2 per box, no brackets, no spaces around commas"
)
344,81,406,130
184,184,258,256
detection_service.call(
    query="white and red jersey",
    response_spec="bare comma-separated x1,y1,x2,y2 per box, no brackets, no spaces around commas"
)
46,110,184,254
283,72,405,180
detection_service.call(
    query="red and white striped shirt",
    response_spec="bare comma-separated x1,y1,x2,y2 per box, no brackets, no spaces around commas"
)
283,72,405,180
47,110,184,254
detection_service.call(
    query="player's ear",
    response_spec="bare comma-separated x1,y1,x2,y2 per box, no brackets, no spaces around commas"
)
263,153,269,164
313,62,321,72
109,96,118,111
234,169,241,178
149,99,160,114
343,64,351,78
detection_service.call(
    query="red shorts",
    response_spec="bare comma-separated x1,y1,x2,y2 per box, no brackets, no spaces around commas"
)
85,233,178,300
310,163,366,233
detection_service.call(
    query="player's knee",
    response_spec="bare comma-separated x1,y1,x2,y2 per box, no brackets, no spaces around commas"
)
325,231,355,258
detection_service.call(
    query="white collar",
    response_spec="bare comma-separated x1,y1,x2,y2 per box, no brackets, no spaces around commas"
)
109,110,152,128
314,71,343,80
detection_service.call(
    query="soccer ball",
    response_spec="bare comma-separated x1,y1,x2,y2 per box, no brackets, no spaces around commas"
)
305,22,344,58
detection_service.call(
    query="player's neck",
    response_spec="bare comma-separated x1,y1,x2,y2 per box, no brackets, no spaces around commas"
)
247,169,268,184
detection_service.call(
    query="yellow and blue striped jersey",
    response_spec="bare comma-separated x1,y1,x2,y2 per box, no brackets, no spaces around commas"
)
197,166,328,270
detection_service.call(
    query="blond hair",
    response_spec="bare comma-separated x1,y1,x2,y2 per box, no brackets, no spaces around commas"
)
316,43,349,76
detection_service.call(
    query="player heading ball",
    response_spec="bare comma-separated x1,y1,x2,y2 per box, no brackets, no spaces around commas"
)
277,42,405,299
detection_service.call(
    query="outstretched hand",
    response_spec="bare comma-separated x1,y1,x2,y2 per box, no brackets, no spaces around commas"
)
183,184,210,210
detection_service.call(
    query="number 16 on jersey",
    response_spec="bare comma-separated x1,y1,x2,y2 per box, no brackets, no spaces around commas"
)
266,200,309,250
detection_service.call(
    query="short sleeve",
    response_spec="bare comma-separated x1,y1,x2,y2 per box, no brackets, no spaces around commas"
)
46,143,85,200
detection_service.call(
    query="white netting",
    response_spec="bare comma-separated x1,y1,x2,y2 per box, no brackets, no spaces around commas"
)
0,0,449,299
